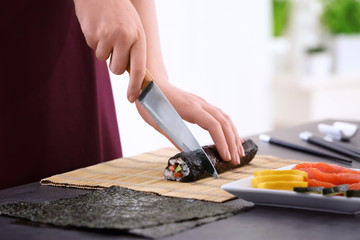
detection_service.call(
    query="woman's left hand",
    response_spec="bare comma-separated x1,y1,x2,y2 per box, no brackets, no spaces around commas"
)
135,82,244,165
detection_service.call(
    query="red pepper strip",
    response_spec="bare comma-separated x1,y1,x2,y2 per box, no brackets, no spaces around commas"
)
174,172,183,178
169,165,177,172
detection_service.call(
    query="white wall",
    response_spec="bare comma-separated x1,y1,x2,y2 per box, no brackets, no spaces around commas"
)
110,0,273,157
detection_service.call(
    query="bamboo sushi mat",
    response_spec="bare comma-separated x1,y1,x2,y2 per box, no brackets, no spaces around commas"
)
41,147,302,203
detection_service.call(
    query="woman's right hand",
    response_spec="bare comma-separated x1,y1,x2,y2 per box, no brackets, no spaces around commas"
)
73,0,146,103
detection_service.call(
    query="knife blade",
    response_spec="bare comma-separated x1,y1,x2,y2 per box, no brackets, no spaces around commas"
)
138,69,219,179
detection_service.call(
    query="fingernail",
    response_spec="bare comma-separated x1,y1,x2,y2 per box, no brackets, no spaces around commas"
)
225,150,231,161
231,153,240,165
128,95,136,103
239,145,245,157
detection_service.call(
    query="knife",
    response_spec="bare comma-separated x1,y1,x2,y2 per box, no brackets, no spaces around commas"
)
138,69,219,179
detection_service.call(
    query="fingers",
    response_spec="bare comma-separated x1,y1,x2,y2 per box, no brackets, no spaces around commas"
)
184,106,232,163
100,30,145,103
177,94,243,165
74,0,147,103
95,39,113,61
201,105,244,165
109,44,130,75
228,116,245,157
127,38,146,103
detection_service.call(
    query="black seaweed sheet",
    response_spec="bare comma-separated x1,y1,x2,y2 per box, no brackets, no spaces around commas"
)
0,186,253,238
166,139,258,182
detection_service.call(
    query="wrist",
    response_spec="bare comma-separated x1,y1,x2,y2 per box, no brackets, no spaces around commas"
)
146,67,169,87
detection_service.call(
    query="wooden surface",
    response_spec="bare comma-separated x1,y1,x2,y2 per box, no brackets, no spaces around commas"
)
41,148,301,202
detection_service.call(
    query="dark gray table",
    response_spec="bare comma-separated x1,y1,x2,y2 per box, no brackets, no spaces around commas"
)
1,119,360,240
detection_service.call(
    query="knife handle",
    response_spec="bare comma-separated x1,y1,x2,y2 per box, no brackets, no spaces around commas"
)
127,66,154,91
141,69,154,90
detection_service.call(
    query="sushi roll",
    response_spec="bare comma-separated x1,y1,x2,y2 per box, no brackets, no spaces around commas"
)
164,139,258,182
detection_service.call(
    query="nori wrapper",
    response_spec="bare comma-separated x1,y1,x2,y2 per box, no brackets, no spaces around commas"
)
0,186,252,238
165,139,258,182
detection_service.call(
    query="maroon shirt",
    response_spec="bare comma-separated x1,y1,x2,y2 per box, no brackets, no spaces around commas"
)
0,0,122,189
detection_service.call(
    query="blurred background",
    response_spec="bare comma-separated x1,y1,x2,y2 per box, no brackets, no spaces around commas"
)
110,0,360,157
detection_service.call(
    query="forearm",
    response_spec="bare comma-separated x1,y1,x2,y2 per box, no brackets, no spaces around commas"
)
130,0,168,85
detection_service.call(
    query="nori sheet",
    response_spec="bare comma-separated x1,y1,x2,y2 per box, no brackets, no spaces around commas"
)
165,138,258,182
0,186,253,238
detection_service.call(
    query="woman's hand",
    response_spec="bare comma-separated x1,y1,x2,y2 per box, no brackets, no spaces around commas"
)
136,82,245,165
74,0,244,164
73,0,146,103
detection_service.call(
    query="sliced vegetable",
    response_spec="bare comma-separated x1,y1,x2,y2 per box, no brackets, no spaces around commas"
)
252,174,305,188
322,184,349,196
291,163,360,197
169,165,177,172
254,169,308,179
257,181,308,191
174,172,183,178
174,164,182,173
251,169,308,191
293,186,324,194
345,190,360,198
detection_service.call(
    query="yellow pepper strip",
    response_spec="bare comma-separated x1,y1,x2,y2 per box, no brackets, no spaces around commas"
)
254,169,307,179
257,181,308,191
251,174,305,188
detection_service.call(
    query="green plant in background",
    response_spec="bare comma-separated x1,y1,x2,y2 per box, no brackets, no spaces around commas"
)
322,0,360,35
273,0,291,37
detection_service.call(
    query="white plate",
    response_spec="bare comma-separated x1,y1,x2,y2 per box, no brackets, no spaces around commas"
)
221,164,360,215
